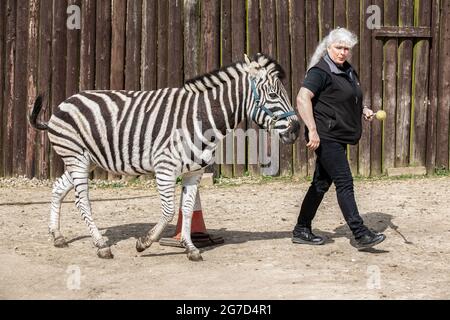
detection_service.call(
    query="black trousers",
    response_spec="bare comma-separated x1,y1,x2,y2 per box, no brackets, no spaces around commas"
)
296,140,368,238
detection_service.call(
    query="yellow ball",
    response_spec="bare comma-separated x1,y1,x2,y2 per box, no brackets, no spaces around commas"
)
376,110,386,121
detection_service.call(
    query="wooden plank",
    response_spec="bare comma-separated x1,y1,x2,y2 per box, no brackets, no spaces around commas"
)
382,0,398,173
125,0,142,90
246,0,261,176
0,0,6,175
50,0,68,178
142,0,157,90
93,0,111,180
259,0,277,176
110,0,127,90
168,0,183,86
358,0,372,177
411,0,431,167
183,0,200,80
2,0,17,177
334,0,346,28
425,0,440,173
231,0,246,177
347,0,360,175
220,0,233,178
26,0,39,178
37,0,52,179
305,0,319,177
12,0,29,176
200,0,221,178
319,0,333,38
276,0,292,176
370,0,383,176
66,0,81,97
290,0,308,178
157,0,169,89
436,0,450,169
395,0,414,168
373,26,431,38
79,0,96,91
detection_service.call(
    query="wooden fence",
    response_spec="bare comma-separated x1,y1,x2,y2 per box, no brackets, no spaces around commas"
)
0,0,449,179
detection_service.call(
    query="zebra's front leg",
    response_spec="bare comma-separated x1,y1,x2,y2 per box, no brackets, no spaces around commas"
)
49,171,74,247
136,174,177,253
179,173,203,261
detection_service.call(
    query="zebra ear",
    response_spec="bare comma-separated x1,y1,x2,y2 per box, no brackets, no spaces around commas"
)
244,54,251,65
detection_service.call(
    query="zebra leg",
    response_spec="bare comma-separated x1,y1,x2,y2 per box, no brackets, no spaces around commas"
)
49,171,74,247
67,164,113,259
136,174,177,253
179,173,203,261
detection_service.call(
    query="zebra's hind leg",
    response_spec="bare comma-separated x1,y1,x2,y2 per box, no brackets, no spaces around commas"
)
49,171,74,247
67,162,113,259
179,172,203,261
136,173,177,253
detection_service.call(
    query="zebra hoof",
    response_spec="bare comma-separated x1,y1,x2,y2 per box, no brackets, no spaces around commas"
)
187,251,203,262
97,247,114,259
54,235,68,248
136,237,149,253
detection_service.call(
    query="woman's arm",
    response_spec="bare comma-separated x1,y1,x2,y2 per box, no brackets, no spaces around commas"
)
296,87,320,151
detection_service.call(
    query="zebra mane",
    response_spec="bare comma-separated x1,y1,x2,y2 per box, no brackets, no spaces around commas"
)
183,53,285,93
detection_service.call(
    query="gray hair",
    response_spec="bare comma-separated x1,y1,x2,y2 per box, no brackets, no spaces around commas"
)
307,27,358,71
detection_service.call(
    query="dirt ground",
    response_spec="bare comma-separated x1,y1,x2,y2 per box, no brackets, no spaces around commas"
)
0,175,449,300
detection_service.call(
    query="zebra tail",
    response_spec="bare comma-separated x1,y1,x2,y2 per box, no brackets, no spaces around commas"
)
29,95,49,131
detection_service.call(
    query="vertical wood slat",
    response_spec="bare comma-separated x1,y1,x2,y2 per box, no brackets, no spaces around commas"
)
277,0,292,176
125,0,142,90
370,0,383,176
168,0,184,88
37,0,52,179
305,0,319,176
12,0,29,176
66,0,81,97
426,0,440,173
0,0,7,175
26,0,40,178
157,0,169,89
436,0,450,169
411,0,431,167
3,0,16,177
231,0,246,177
142,0,157,90
382,0,398,172
347,0,360,174
50,0,67,178
246,0,261,176
334,0,346,27
320,0,334,38
220,0,234,178
359,0,372,177
80,0,96,91
111,0,127,90
395,0,414,167
260,0,277,176
183,0,200,80
290,0,308,177
200,0,220,177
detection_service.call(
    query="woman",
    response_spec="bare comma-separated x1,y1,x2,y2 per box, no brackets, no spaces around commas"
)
293,27,385,250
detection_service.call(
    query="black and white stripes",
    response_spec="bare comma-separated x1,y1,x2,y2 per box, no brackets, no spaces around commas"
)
29,53,300,260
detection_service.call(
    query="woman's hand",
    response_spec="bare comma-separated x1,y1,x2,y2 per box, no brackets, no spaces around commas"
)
363,106,374,122
307,129,320,151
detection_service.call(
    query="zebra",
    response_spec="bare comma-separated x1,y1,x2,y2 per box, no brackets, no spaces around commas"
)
29,53,300,261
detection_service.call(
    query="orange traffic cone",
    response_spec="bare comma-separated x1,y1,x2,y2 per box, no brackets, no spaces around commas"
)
159,191,224,248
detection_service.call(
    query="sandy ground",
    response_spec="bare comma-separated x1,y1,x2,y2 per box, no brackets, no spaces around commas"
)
0,176,449,300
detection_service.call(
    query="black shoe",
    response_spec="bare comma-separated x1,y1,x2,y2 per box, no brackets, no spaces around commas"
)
355,230,386,250
292,226,325,245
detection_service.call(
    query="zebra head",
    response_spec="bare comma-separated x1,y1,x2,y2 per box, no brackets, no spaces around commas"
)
245,53,300,144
